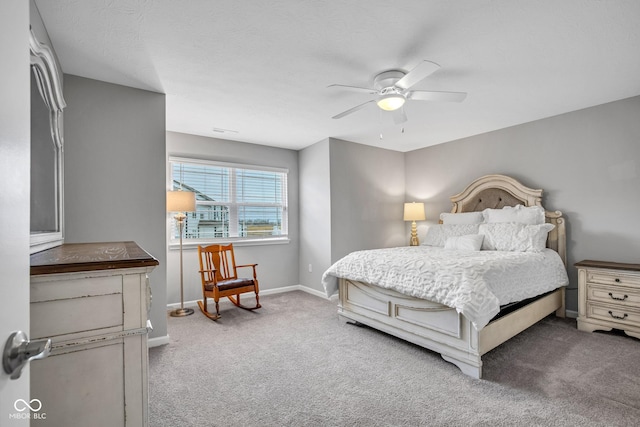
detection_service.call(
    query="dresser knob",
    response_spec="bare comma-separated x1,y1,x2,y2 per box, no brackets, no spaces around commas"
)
608,292,628,301
608,311,628,320
614,278,621,283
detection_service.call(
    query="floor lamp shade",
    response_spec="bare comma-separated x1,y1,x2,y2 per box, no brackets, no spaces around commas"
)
167,190,196,213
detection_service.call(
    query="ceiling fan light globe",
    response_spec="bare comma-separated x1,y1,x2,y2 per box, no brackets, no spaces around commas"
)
377,94,405,111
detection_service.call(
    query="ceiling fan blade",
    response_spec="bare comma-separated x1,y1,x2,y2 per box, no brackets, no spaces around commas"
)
408,90,467,102
392,108,407,125
327,84,377,94
332,100,375,119
395,60,440,90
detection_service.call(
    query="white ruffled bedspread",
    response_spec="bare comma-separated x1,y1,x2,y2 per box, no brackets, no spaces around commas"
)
321,246,569,330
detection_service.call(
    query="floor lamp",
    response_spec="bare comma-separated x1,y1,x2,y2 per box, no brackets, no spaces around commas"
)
167,190,196,317
404,202,425,246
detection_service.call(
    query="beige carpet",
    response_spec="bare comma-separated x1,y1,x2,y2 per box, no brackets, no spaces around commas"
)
149,291,640,426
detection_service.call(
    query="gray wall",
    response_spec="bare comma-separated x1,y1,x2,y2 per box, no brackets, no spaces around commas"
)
329,138,405,261
298,137,405,293
63,75,168,339
405,95,640,312
298,138,332,292
165,131,300,304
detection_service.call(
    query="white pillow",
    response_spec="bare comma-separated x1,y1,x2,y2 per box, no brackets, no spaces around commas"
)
444,234,484,251
440,211,484,224
482,205,545,225
423,224,480,247
478,223,555,252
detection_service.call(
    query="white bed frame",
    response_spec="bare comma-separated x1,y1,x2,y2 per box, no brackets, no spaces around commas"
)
337,174,567,379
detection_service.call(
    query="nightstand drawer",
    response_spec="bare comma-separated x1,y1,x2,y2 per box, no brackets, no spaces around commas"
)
587,284,640,308
587,271,640,289
587,303,640,329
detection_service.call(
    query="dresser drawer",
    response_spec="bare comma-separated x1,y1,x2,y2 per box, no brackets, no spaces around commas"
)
31,274,122,302
587,302,640,329
587,270,640,289
31,293,123,340
587,284,640,308
31,274,124,340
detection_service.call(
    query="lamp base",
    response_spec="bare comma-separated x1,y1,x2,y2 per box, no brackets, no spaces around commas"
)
169,307,194,317
409,220,420,246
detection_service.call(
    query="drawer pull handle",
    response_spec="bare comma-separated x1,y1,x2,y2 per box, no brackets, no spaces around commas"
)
608,292,628,301
608,311,628,320
614,278,621,283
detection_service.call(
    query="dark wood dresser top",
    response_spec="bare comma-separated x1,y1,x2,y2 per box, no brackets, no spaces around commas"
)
31,241,159,275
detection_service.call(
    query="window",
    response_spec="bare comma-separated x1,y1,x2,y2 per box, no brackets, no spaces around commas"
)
169,157,288,244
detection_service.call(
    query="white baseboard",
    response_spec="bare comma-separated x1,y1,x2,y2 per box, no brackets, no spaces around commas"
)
565,309,578,319
148,335,170,348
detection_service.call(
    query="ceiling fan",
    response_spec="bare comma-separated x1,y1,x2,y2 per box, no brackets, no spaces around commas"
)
329,60,466,125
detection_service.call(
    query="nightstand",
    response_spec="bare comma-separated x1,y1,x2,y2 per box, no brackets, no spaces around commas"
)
576,260,640,339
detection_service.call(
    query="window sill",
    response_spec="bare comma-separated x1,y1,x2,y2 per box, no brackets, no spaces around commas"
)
169,237,290,250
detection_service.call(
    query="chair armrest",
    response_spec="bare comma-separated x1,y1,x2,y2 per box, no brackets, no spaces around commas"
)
199,268,217,281
236,264,258,279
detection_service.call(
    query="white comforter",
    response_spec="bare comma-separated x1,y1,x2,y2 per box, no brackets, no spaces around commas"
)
322,246,569,330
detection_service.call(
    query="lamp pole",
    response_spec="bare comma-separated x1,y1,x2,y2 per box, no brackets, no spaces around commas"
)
171,213,194,316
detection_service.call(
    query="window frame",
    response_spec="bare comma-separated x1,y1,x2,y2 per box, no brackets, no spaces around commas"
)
168,156,289,248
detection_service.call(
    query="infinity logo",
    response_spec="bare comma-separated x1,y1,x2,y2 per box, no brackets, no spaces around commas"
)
14,399,42,412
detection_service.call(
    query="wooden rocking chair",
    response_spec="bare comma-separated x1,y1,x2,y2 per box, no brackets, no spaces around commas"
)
197,243,261,320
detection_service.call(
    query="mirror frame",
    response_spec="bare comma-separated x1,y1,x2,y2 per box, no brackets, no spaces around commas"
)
29,28,66,253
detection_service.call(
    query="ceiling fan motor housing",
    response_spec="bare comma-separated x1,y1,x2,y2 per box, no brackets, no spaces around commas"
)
374,70,406,91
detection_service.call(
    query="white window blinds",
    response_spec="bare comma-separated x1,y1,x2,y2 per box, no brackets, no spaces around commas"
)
170,157,288,241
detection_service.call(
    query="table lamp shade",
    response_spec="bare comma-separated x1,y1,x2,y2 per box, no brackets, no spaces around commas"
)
167,190,196,212
403,202,425,221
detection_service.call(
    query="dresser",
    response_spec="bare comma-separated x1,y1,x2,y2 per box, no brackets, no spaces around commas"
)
576,260,640,339
29,242,159,427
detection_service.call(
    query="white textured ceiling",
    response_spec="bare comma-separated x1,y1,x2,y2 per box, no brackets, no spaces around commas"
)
35,0,640,152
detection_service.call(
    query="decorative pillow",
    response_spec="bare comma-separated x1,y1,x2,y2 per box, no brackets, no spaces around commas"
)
440,211,484,224
423,224,480,247
478,223,555,252
444,234,484,251
482,205,545,225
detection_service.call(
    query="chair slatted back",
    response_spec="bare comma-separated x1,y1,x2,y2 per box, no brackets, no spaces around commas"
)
216,244,237,281
198,244,238,283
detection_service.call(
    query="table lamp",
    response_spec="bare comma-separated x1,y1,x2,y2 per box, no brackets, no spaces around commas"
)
404,202,425,246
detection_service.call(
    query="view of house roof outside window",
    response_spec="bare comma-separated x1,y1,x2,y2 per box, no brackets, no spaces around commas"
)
170,159,288,242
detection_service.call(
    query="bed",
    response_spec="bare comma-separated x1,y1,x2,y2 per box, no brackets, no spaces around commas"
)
322,174,568,379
